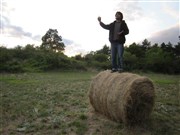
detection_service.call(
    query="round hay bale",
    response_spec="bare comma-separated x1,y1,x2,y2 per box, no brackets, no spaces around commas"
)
89,70,155,125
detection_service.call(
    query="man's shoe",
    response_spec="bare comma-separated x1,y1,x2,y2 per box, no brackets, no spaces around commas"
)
118,69,123,73
111,69,117,73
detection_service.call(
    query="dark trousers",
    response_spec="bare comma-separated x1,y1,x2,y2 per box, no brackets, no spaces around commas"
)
111,43,124,70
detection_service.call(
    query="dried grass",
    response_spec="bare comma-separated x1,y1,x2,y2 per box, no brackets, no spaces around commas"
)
89,70,155,126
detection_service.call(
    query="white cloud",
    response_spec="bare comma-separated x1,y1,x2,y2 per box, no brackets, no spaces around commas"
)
62,38,74,45
64,43,87,57
1,14,41,46
147,24,179,45
114,0,143,21
162,3,179,20
1,0,179,56
126,16,158,45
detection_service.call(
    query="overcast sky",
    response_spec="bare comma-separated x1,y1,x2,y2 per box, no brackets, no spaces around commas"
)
0,0,179,56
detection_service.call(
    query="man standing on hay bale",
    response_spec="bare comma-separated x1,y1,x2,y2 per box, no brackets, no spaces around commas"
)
98,11,129,73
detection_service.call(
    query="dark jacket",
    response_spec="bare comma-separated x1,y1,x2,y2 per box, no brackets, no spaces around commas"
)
100,20,129,44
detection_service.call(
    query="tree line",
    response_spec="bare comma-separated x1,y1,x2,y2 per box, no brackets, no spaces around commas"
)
0,29,179,74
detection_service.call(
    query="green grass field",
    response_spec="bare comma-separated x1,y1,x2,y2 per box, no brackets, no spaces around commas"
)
0,71,180,135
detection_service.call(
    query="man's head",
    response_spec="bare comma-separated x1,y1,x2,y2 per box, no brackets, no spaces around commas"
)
115,11,123,21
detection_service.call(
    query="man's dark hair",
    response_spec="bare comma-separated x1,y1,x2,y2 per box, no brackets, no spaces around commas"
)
116,11,123,20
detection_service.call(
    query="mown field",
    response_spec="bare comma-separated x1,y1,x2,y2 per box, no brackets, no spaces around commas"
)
0,71,180,135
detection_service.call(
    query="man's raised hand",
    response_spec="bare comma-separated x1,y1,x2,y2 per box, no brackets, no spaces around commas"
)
97,16,101,22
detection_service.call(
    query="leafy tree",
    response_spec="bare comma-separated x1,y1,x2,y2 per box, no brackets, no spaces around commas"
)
96,45,110,55
94,53,109,62
145,47,173,73
84,51,95,61
1,39,180,74
74,54,84,61
126,42,145,57
41,29,65,52
160,42,174,53
124,51,138,70
174,42,180,57
141,39,151,50
152,43,158,48
84,47,111,69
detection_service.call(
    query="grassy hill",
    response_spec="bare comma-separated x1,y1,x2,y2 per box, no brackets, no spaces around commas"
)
0,71,180,135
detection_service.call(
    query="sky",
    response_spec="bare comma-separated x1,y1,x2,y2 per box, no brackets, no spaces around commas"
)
0,0,179,56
